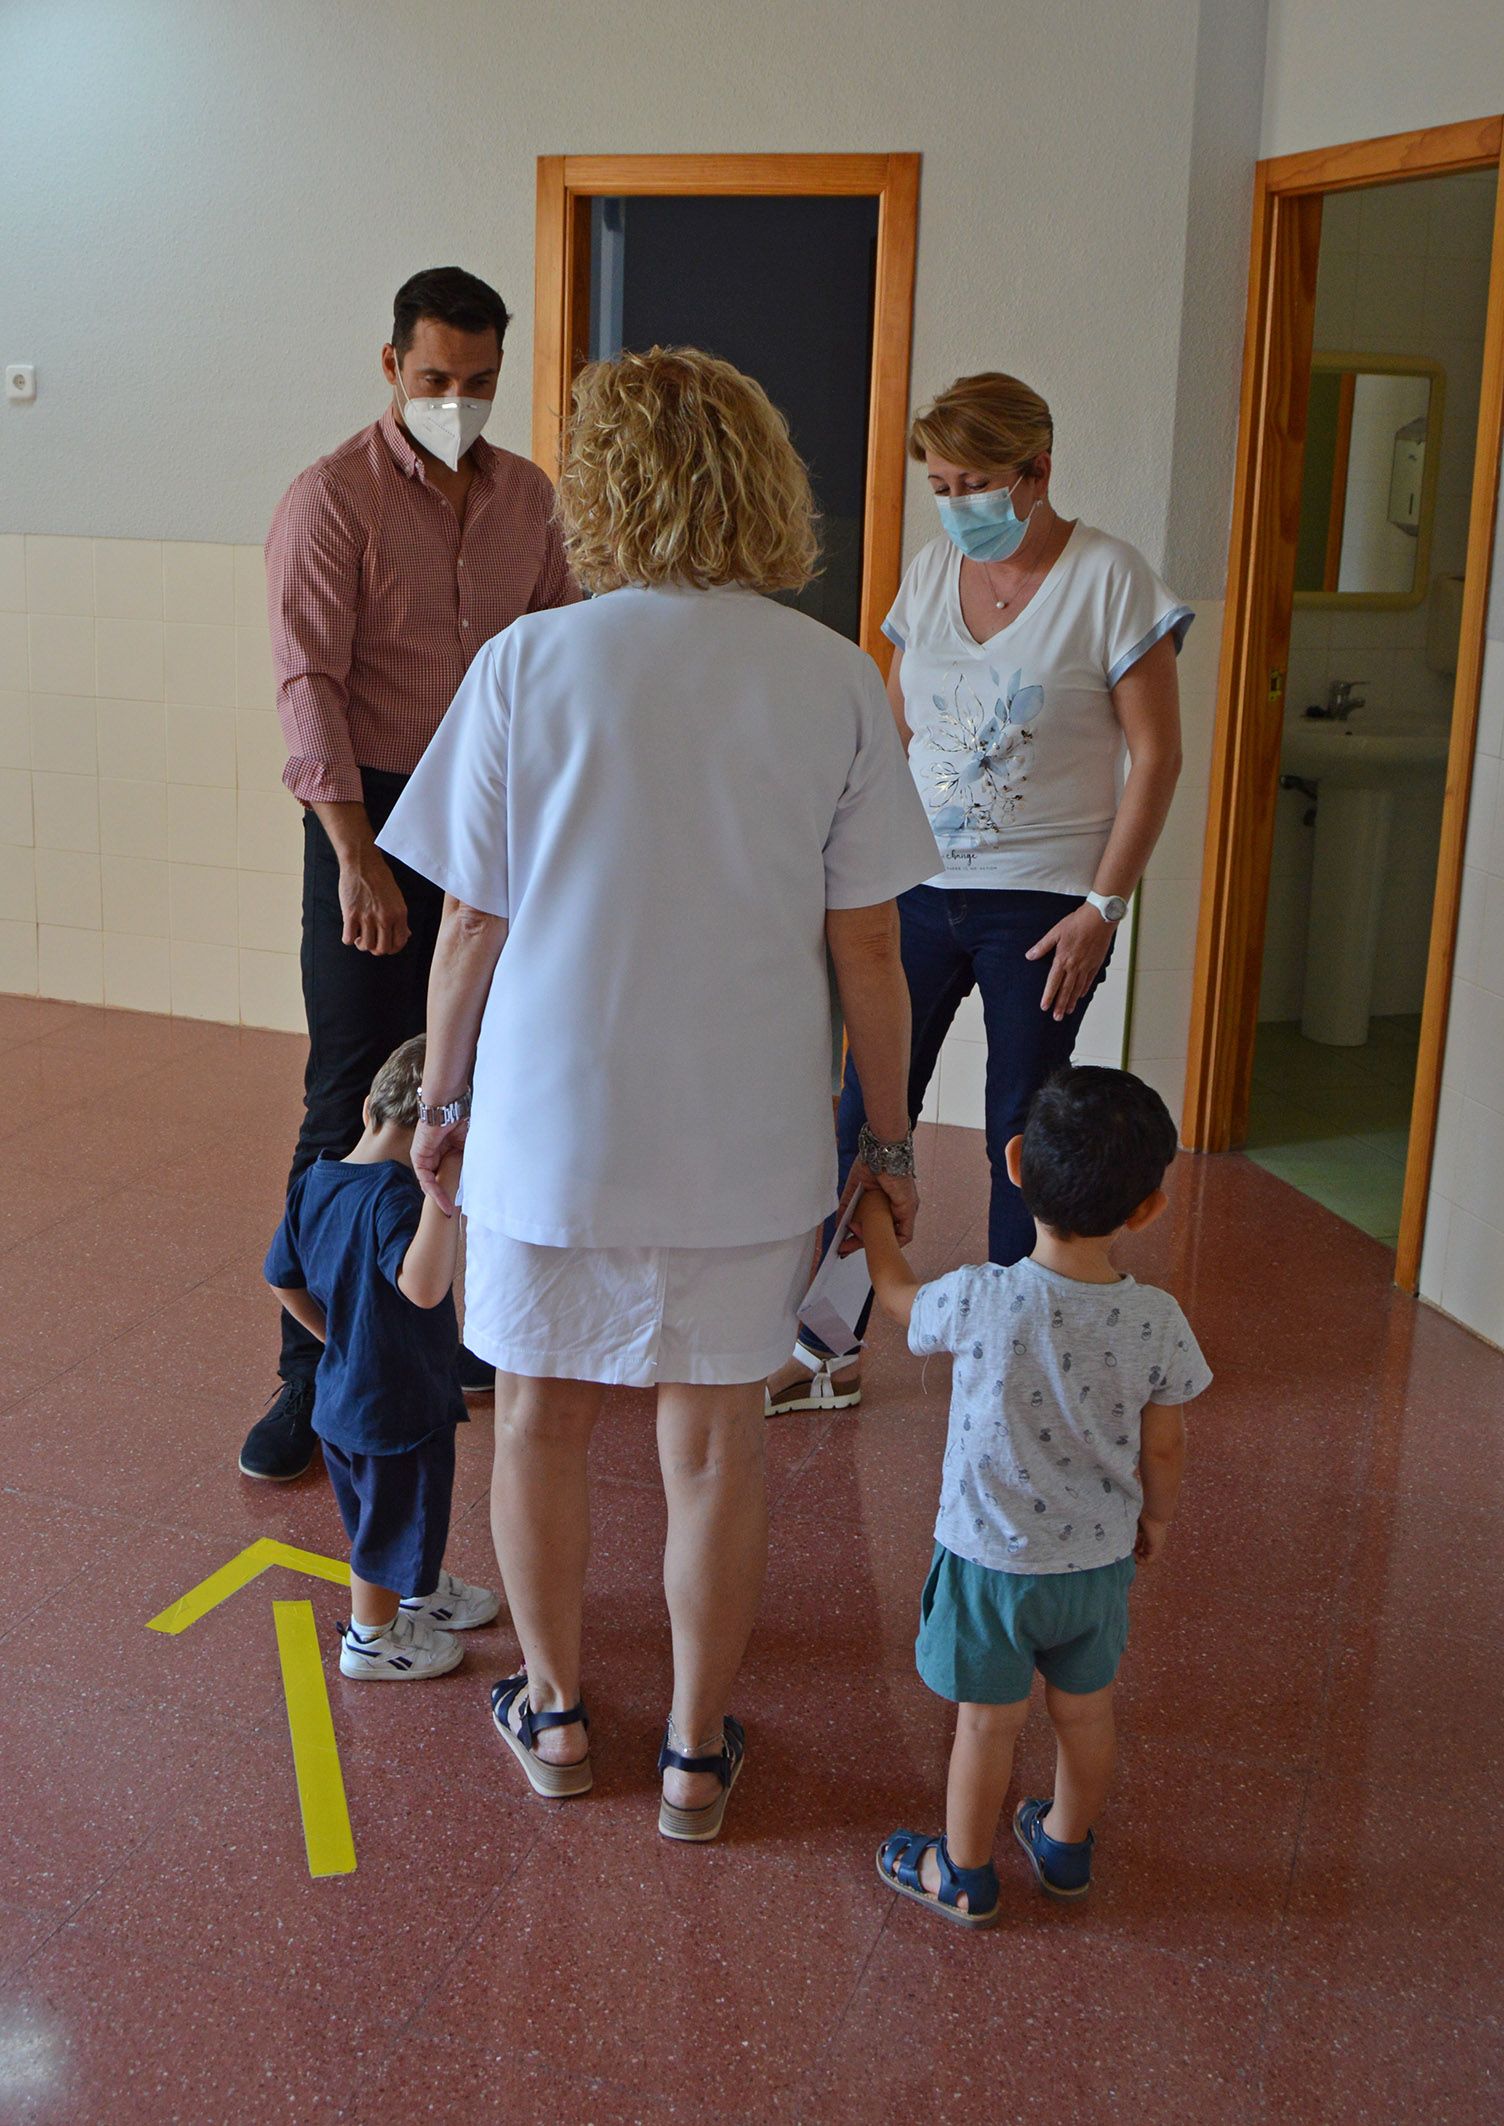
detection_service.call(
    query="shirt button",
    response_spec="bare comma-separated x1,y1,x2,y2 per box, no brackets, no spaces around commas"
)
461,619,470,628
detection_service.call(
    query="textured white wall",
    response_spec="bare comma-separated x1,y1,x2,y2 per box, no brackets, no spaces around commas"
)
1262,0,1504,159
1,0,1250,597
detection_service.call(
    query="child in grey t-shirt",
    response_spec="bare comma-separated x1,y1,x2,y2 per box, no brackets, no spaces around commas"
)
857,1065,1211,1929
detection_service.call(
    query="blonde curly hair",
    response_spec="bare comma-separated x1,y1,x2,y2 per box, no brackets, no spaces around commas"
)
556,346,819,595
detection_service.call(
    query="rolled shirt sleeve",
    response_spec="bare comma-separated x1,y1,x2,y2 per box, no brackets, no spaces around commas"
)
267,467,365,805
823,664,942,908
1100,547,1194,691
376,635,512,917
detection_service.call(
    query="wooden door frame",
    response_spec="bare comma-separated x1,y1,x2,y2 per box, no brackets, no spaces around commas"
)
1182,115,1504,1292
531,152,920,666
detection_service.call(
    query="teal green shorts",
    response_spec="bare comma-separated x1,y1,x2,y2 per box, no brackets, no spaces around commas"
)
915,1543,1136,1705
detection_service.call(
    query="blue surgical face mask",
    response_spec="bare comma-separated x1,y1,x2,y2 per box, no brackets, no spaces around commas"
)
936,477,1033,563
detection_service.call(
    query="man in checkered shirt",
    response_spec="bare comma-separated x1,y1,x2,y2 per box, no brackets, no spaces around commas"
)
239,266,580,1482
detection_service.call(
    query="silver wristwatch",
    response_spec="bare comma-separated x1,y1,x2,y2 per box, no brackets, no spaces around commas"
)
417,1087,472,1128
1085,890,1129,924
857,1122,917,1178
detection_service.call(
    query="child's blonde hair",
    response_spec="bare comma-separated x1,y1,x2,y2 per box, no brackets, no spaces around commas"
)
368,1034,426,1128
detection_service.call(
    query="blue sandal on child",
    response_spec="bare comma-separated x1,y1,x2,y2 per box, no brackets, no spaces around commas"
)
1013,1796,1094,1898
877,1829,1000,1928
490,1672,593,1799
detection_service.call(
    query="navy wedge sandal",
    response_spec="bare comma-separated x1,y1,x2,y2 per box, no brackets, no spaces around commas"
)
490,1672,593,1798
657,1715,745,1842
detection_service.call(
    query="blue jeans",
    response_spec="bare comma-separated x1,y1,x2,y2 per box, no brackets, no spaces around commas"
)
806,885,1111,1352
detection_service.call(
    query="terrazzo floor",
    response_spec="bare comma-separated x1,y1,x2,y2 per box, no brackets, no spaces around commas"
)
0,994,1500,2123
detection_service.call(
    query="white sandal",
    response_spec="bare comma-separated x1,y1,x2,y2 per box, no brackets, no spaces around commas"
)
764,1337,863,1417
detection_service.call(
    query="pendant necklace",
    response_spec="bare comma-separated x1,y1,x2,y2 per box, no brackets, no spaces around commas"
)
984,507,1054,612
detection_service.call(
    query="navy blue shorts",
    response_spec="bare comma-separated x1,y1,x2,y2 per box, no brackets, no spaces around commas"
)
322,1427,456,1596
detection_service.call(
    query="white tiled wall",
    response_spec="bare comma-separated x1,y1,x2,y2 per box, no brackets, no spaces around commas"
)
0,534,304,1029
1419,615,1504,1348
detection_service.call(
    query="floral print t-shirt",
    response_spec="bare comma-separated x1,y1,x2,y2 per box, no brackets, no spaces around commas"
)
909,1257,1212,1574
883,524,1192,894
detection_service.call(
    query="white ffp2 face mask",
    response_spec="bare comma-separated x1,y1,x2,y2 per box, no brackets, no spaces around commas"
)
394,371,491,471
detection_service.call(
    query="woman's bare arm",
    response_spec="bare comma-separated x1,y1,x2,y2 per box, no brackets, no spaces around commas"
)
410,894,508,1211
826,899,919,1243
1026,633,1184,1019
885,646,913,749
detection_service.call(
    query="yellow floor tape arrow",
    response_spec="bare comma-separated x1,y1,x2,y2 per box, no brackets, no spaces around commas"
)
148,1539,356,1879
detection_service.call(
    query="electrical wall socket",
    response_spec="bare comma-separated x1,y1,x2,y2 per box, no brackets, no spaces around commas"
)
6,365,37,403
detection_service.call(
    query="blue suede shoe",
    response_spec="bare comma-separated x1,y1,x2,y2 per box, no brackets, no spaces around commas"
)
1013,1797,1094,1899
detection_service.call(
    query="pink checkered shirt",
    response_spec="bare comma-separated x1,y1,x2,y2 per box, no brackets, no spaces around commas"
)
267,406,580,804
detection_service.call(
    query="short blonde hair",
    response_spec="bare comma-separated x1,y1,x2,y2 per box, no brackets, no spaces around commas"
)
556,346,819,595
908,372,1054,477
368,1034,426,1129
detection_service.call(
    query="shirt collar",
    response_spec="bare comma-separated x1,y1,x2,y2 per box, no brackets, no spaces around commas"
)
378,402,497,486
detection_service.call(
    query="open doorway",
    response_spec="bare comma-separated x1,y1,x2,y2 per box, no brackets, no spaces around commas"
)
531,153,919,664
1183,119,1504,1289
1247,172,1493,1246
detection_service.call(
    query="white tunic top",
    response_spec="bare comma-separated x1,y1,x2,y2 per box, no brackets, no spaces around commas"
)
884,525,1192,895
379,586,941,1250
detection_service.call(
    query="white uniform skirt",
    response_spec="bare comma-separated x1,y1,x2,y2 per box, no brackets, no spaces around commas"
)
463,1222,818,1388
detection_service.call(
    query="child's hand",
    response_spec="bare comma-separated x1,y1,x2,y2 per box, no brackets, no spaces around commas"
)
845,1186,891,1252
1134,1513,1170,1564
435,1145,463,1216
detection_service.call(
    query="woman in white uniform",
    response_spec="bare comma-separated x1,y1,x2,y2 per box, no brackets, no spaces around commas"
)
769,370,1193,1416
379,348,940,1840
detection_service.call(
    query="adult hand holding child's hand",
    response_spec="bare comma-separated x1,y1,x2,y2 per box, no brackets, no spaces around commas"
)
839,1165,919,1248
414,1119,466,1216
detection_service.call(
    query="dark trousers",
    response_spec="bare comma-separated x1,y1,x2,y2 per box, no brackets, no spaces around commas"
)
808,884,1112,1353
278,768,446,1384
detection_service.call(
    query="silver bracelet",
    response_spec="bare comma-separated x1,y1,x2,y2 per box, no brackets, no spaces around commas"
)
417,1087,472,1128
857,1121,916,1178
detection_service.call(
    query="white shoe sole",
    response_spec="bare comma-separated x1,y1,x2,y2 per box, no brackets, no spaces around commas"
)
338,1636,463,1681
764,1383,862,1416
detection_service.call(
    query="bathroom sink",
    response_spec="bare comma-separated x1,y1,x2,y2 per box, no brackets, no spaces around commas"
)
1282,719,1449,790
1284,717,1450,1046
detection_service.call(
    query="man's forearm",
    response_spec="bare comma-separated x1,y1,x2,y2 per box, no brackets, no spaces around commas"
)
827,905,911,1142
309,800,378,865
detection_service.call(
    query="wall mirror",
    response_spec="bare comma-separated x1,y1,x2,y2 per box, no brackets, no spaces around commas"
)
1294,354,1445,608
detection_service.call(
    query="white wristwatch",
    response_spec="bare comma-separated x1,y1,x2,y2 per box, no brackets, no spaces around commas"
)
1085,891,1129,924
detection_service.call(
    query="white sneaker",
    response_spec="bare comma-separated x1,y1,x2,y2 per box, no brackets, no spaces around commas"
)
338,1608,463,1680
400,1567,501,1631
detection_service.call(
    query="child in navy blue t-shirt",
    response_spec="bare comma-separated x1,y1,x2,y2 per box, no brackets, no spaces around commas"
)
264,1035,500,1680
